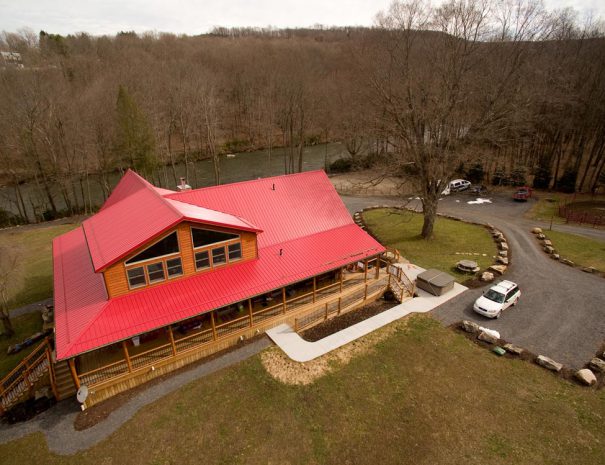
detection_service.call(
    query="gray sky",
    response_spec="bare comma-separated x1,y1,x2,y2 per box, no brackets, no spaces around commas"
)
1,0,603,36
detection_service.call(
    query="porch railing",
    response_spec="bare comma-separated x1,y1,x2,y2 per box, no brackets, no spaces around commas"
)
0,338,53,414
77,274,389,389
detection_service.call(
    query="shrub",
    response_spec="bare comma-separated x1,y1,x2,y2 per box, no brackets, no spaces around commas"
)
532,166,551,189
329,158,353,173
466,163,485,184
557,168,577,193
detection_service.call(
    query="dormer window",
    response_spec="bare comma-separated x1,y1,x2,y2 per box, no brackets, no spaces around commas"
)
125,232,179,265
191,226,243,271
125,232,181,289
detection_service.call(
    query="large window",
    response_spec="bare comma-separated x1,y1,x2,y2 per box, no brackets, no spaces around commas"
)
127,267,146,288
212,247,227,265
166,257,183,278
228,243,242,261
126,232,179,265
195,251,210,270
191,228,239,249
147,263,165,283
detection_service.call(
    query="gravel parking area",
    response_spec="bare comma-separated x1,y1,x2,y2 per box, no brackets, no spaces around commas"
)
342,192,605,368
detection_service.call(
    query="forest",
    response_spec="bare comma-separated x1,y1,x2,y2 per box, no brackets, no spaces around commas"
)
0,0,604,234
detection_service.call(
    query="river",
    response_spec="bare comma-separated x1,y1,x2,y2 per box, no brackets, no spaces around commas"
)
0,142,349,220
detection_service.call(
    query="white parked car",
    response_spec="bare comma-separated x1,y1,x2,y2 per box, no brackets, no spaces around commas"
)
449,179,471,192
473,280,521,319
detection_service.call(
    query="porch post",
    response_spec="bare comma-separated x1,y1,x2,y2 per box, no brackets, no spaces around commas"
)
339,267,344,292
46,346,59,400
167,326,177,357
312,277,317,303
211,311,217,340
248,299,253,327
375,257,380,279
364,259,368,282
282,287,287,314
68,358,81,390
364,283,368,300
122,341,133,372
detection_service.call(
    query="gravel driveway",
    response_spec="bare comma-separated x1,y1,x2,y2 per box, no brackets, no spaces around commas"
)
342,193,605,368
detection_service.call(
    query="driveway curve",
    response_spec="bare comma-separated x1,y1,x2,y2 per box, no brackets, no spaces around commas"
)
342,193,605,368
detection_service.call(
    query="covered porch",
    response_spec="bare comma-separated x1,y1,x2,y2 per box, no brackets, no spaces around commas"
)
67,255,407,407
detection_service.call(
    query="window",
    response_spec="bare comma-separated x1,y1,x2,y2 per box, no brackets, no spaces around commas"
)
191,228,239,249
212,246,226,265
195,250,210,270
127,267,146,288
228,243,242,261
126,232,179,265
146,262,165,283
166,257,183,278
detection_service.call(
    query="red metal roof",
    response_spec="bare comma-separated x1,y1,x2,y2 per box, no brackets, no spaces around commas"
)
53,170,385,360
83,170,261,272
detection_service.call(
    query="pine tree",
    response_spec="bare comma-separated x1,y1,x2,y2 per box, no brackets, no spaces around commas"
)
114,85,157,176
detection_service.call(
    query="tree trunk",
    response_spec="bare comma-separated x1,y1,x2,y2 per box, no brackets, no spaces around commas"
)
421,194,438,239
0,308,14,338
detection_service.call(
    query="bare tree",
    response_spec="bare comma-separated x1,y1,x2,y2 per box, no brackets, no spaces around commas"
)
0,246,21,337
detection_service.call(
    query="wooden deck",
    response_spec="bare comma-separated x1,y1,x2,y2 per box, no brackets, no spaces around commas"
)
71,257,407,408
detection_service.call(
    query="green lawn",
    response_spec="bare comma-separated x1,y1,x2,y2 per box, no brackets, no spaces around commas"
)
547,230,605,271
1,315,604,465
363,208,497,281
0,222,79,311
0,313,44,379
526,193,567,224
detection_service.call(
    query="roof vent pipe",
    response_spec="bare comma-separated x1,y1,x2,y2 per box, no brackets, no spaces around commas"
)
177,177,191,192
272,183,275,191
279,248,283,256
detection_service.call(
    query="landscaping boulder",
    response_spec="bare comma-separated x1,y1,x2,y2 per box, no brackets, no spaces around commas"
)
532,227,543,234
478,331,499,344
536,233,546,240
496,257,509,265
480,272,495,282
488,265,507,275
582,267,596,274
536,355,563,372
461,320,481,334
552,254,560,260
589,358,605,373
575,369,597,386
544,245,554,254
498,250,508,257
561,258,575,266
498,242,509,251
504,343,524,355
543,239,552,246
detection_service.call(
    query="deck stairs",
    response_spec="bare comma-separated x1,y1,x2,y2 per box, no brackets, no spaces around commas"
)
386,263,416,303
53,359,77,400
0,339,53,414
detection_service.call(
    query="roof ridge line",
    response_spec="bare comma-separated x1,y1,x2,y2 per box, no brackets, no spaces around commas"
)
140,173,183,219
167,197,260,230
165,170,326,198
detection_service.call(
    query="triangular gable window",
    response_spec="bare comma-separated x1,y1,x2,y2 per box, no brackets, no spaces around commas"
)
192,228,239,249
126,232,179,264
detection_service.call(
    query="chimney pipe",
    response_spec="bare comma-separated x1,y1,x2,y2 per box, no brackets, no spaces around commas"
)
177,177,191,192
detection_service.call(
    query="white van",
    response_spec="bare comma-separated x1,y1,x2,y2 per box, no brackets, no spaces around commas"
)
449,179,471,192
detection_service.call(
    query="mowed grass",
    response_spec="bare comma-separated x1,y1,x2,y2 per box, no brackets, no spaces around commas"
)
547,230,605,271
0,222,79,311
1,315,604,465
0,313,43,379
363,208,496,281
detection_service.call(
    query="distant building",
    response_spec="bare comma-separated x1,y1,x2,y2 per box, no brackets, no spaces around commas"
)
0,51,24,68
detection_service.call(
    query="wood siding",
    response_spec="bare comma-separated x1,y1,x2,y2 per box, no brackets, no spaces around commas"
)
104,222,257,298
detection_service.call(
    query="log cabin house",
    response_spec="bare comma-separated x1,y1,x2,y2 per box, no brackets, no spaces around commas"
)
51,169,402,408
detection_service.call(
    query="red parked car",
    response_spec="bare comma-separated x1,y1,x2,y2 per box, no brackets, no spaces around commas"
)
513,186,532,201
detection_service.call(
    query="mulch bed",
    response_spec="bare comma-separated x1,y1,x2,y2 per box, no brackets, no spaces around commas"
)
301,298,395,342
73,334,266,431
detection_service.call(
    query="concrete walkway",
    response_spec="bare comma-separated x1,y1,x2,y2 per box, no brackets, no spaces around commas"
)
0,337,271,455
267,264,467,362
